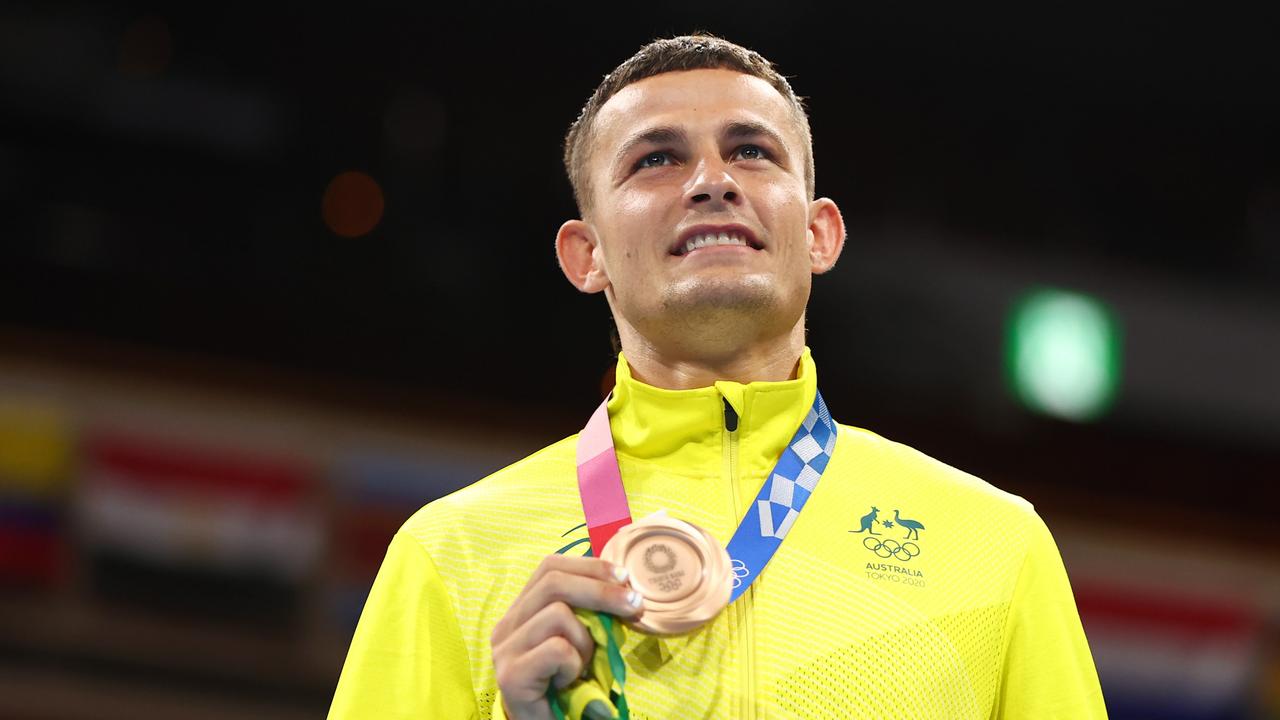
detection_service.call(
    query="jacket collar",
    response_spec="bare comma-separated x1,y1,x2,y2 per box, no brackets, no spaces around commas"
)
605,347,819,482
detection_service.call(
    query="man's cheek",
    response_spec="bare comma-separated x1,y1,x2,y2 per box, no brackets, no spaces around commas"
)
616,191,658,219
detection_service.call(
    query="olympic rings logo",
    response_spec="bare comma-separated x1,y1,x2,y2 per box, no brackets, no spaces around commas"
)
643,543,678,574
862,537,920,562
730,558,750,588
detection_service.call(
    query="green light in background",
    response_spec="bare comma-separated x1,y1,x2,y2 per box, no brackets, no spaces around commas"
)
1005,288,1122,422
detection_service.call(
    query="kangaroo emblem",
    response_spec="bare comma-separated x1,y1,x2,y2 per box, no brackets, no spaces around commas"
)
893,510,925,541
850,506,881,535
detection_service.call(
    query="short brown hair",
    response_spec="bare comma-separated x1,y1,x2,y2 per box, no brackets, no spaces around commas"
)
563,34,814,215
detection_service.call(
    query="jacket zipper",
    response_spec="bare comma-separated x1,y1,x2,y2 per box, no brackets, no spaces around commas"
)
722,400,756,719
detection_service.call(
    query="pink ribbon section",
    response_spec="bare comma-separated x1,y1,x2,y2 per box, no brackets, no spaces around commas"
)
576,398,633,554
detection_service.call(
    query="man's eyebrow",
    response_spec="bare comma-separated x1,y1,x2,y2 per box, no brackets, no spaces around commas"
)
723,121,789,153
614,126,688,167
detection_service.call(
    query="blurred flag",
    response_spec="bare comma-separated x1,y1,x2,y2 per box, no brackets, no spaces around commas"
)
79,430,321,622
0,399,73,587
1078,582,1265,720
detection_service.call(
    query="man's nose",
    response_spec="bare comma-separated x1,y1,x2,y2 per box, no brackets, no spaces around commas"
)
684,160,743,209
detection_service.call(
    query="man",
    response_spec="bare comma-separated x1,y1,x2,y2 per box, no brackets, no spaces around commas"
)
329,35,1107,719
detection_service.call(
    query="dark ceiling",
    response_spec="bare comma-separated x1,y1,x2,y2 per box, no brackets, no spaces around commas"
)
2,3,1278,424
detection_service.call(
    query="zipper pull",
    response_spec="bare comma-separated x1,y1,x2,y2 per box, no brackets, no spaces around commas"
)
723,398,739,432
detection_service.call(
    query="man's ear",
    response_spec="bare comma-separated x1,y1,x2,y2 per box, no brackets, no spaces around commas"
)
556,219,610,293
807,197,846,274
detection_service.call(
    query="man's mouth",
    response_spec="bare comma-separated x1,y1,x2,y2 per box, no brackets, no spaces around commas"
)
671,225,764,256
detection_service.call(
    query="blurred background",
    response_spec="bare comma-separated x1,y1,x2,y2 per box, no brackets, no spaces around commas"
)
1,3,1278,718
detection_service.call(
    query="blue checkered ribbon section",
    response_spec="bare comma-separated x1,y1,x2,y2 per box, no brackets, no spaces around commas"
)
725,391,836,602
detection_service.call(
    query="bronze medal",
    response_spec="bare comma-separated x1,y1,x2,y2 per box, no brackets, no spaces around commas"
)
600,510,731,635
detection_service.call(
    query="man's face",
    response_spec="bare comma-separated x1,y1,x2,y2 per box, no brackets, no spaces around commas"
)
583,68,817,345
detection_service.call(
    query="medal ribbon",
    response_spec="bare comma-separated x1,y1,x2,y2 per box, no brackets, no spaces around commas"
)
561,389,835,719
576,390,837,602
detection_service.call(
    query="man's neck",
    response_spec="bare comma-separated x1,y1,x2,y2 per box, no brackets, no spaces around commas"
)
618,324,806,390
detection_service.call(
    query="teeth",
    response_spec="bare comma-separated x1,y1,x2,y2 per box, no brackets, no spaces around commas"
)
681,232,749,254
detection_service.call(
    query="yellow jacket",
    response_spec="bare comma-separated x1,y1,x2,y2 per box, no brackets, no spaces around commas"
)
329,348,1107,719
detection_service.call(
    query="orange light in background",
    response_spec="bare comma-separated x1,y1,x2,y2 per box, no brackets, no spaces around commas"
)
322,171,385,238
119,15,173,76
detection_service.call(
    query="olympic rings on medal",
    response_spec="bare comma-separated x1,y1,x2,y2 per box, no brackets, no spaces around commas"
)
862,536,920,562
730,558,750,588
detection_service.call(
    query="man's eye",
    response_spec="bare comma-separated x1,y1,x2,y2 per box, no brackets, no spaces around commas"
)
735,144,768,161
636,151,672,169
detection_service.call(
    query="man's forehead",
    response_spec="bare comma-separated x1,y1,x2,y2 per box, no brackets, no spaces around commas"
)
593,68,799,154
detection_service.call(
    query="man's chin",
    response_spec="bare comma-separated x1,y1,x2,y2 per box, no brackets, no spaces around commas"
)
660,278,780,318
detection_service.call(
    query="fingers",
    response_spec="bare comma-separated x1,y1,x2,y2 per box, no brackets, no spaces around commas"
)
495,634,583,712
524,635,582,692
506,563,642,632
494,555,635,646
493,617,590,713
499,601,596,678
497,558,639,637
512,554,629,607
492,554,645,719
